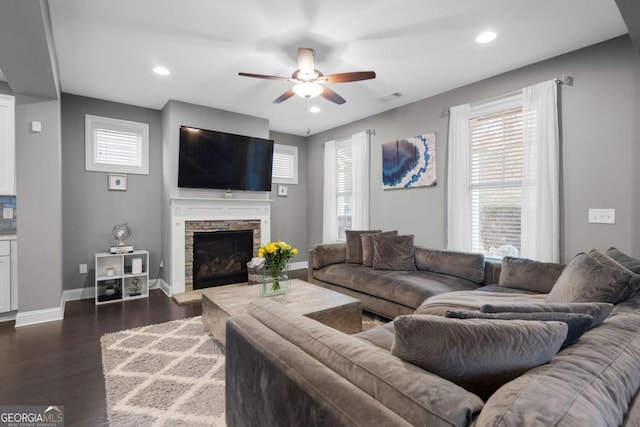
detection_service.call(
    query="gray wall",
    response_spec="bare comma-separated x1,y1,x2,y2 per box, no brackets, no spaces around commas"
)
160,100,270,284
0,82,12,96
307,35,640,262
269,131,308,262
61,94,162,290
15,95,63,311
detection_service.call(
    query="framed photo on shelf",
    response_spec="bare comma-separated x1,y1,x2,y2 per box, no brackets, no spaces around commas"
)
108,173,127,191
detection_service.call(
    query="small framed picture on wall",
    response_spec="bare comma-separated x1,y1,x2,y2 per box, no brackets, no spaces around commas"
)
108,173,127,191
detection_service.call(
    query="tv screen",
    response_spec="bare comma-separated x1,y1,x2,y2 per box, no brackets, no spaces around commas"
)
178,126,274,191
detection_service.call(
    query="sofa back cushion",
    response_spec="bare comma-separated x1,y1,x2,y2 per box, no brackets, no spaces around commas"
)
415,247,485,283
476,314,640,427
311,243,347,270
498,256,564,293
481,301,613,329
345,230,381,264
606,247,640,274
247,299,483,427
546,253,640,304
372,234,417,271
391,314,567,401
361,231,398,267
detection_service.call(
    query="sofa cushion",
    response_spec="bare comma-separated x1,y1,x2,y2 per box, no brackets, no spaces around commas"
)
415,247,485,284
546,253,640,304
589,249,640,302
476,314,640,427
312,243,347,270
606,246,640,274
498,256,564,293
445,310,592,348
314,264,480,309
247,299,484,427
345,230,381,264
391,314,567,400
353,322,395,351
361,231,397,267
415,291,546,317
372,234,416,271
480,301,613,329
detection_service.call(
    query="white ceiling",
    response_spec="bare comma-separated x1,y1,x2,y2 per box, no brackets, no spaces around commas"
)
47,0,627,136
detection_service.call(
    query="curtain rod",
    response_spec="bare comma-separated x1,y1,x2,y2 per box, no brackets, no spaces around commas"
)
440,75,573,118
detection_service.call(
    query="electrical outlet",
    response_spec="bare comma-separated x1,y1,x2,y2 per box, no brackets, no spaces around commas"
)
2,207,13,219
79,263,88,274
588,208,615,224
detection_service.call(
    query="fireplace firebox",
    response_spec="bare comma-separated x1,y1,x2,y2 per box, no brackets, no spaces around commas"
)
193,230,253,289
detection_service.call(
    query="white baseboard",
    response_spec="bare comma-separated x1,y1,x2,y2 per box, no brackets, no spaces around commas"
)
152,278,172,297
63,286,96,301
15,294,65,328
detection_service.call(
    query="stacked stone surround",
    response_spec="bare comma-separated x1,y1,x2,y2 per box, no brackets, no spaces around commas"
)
184,220,261,292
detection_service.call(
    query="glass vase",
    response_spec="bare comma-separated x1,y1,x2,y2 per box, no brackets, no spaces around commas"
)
261,273,289,297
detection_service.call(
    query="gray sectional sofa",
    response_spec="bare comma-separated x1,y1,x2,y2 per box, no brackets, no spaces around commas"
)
226,244,640,426
308,242,504,319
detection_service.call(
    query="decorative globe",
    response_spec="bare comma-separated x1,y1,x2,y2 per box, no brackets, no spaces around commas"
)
112,223,131,246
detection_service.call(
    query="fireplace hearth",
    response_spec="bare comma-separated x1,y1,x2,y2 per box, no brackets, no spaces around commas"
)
193,230,253,289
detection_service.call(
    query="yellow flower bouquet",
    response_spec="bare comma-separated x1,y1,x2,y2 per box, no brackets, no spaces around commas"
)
258,241,298,292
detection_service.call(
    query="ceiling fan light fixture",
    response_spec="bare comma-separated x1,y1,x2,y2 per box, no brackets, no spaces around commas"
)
309,106,321,113
293,82,323,99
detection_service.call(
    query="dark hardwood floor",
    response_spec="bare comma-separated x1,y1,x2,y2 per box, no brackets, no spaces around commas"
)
0,290,202,427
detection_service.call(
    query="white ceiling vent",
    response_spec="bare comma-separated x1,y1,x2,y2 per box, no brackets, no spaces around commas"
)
377,92,403,103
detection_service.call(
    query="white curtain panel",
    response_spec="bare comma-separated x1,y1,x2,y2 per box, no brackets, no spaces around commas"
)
322,140,338,243
351,131,370,230
447,104,472,251
521,80,560,262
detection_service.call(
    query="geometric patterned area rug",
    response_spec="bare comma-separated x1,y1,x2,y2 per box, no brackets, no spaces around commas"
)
100,316,226,427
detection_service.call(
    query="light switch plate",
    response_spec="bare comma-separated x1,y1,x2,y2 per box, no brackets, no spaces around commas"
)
2,207,13,219
588,208,615,224
277,184,288,197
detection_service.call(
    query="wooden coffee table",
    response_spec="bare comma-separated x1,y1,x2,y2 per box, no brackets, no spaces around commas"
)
201,279,362,345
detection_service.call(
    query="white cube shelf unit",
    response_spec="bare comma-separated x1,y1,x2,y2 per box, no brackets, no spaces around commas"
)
95,250,149,304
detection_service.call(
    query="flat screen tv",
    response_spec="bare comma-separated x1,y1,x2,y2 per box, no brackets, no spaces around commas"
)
178,126,274,191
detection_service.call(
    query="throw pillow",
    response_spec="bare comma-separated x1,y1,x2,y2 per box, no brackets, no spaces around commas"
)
545,253,638,304
498,256,565,293
445,310,593,348
414,247,485,283
361,231,398,267
480,302,613,329
605,247,640,274
345,230,381,264
372,234,416,271
588,249,640,302
391,314,567,400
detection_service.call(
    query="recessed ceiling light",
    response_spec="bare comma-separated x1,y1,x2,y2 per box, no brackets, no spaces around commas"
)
475,31,497,44
309,106,321,113
153,66,170,76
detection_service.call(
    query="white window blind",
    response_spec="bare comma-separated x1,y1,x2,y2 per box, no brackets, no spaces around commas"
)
85,115,149,175
469,106,524,258
272,144,298,184
94,128,142,167
336,139,352,241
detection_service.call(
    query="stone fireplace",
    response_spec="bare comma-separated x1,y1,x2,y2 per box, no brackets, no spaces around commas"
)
186,221,260,291
169,197,271,295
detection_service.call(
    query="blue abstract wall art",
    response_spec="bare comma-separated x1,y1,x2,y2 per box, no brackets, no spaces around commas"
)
382,133,436,189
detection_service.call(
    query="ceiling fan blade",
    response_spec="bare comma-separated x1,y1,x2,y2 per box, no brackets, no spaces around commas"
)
273,89,296,104
320,86,346,105
322,71,377,83
297,48,315,76
239,72,293,82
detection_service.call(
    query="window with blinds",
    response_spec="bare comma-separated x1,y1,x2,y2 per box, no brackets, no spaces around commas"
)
469,106,523,258
336,139,352,241
272,144,298,184
85,115,149,175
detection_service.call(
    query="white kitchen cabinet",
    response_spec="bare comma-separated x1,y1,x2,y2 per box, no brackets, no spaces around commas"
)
0,241,10,313
0,95,16,195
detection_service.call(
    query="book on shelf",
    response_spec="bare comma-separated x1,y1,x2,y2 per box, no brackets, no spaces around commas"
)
110,245,134,254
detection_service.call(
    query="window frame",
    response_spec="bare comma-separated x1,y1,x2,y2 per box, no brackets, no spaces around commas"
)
85,114,149,175
468,94,524,259
271,143,298,184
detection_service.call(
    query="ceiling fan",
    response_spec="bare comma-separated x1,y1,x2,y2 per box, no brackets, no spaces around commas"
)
239,47,376,105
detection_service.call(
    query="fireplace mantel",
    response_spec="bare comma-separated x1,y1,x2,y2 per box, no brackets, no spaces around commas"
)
169,197,271,295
